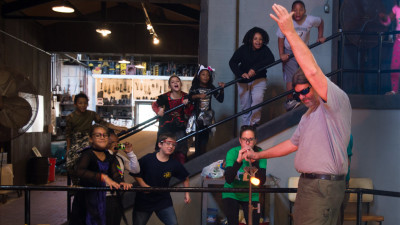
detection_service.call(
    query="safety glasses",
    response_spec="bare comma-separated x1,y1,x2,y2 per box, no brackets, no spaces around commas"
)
293,86,312,101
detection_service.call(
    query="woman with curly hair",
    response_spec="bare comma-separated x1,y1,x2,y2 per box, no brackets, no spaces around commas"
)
229,27,275,126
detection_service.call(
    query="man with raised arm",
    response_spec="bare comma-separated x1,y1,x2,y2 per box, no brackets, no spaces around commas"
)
246,4,351,225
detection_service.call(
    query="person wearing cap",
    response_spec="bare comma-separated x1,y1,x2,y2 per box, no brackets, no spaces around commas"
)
246,4,351,225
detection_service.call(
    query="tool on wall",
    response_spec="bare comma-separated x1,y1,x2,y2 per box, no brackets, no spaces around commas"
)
97,81,103,98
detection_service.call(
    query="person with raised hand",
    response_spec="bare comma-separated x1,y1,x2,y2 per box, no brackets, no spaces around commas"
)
246,4,352,225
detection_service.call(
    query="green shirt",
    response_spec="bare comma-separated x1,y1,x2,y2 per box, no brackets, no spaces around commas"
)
65,110,107,139
222,146,267,202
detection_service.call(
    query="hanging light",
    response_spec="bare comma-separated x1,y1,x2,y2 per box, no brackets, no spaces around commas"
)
153,35,160,45
146,23,153,30
142,2,160,45
118,59,130,64
96,25,111,37
52,1,74,13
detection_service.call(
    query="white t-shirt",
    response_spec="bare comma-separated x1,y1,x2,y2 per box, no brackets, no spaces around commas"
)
276,15,322,50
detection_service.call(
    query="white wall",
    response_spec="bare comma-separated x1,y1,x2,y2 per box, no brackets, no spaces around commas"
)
130,108,400,225
350,109,400,225
205,0,334,141
256,109,400,225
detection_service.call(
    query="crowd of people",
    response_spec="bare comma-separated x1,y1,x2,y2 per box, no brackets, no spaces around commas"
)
64,1,357,225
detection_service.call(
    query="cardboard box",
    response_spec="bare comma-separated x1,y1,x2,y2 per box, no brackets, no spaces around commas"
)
1,164,13,185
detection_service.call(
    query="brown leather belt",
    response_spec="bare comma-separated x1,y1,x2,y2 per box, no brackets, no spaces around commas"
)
300,173,345,181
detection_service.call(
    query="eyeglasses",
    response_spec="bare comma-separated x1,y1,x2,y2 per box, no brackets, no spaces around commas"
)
92,133,109,139
293,86,312,101
241,137,256,143
161,141,177,147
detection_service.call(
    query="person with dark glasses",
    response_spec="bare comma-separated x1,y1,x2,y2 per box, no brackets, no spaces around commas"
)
292,85,311,102
246,4,352,225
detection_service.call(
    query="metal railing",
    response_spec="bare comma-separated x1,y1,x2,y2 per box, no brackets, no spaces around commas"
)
0,185,399,225
3,30,400,225
118,31,342,141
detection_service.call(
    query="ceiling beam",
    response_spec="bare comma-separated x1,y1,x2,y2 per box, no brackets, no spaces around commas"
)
153,3,199,21
83,0,200,4
1,0,54,15
1,14,198,26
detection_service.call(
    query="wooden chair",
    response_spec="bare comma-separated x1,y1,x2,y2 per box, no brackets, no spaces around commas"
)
343,178,384,225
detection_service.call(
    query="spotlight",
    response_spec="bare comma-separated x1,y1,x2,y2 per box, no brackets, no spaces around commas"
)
153,36,160,45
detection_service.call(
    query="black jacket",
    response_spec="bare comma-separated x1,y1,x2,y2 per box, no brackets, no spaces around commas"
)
229,44,275,83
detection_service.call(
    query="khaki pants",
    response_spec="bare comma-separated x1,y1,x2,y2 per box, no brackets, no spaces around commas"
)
293,177,345,225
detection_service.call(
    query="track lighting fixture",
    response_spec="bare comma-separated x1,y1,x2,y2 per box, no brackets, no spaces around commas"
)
141,2,160,45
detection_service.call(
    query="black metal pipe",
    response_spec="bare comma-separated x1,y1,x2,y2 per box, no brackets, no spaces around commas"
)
178,68,342,143
117,77,244,138
356,191,363,225
340,30,345,88
1,185,399,225
24,190,30,225
119,120,158,141
67,175,71,220
178,88,293,142
2,184,400,196
378,33,383,94
118,31,342,139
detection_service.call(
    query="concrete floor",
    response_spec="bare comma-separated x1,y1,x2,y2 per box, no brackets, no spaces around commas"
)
0,175,68,225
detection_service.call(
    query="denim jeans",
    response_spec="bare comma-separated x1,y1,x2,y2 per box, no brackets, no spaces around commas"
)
132,206,178,225
237,78,267,126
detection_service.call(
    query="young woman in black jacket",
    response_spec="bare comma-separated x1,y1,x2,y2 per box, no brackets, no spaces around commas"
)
229,27,275,126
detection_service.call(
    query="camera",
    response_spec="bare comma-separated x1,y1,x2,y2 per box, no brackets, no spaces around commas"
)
115,143,125,151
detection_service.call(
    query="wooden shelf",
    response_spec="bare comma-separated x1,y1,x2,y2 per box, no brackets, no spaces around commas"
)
96,105,132,107
91,74,194,81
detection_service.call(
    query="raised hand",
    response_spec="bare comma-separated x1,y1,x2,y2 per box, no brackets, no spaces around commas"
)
124,142,133,153
270,4,295,36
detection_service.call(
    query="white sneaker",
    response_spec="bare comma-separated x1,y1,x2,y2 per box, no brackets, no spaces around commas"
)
285,100,301,111
385,91,397,95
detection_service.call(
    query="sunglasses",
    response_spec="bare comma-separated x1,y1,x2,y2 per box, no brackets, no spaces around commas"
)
293,86,312,101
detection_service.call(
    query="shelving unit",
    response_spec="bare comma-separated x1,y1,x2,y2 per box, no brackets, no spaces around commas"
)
54,102,75,141
92,74,193,130
92,74,194,80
